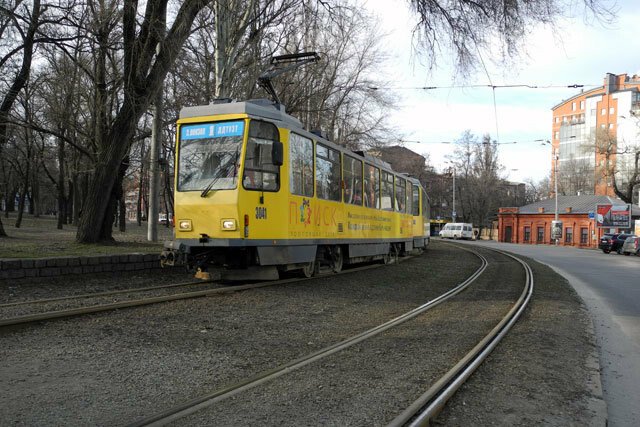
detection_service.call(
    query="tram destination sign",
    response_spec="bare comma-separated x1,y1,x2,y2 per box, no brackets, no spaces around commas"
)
181,121,245,140
595,203,631,228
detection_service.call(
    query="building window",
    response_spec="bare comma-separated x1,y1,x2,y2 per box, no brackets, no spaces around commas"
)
554,131,559,139
555,117,559,123
565,227,573,243
537,227,544,243
609,107,615,114
609,123,614,130
601,108,606,115
524,226,531,242
572,102,576,111
580,101,584,109
580,227,588,244
590,108,596,116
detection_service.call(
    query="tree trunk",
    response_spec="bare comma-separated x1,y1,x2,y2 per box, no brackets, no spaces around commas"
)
14,185,28,228
119,197,126,232
57,135,66,229
72,173,81,226
137,141,146,226
76,121,132,243
117,156,129,233
66,178,74,225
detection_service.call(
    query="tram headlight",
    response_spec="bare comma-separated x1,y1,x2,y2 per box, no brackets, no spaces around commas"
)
221,219,237,231
178,219,192,231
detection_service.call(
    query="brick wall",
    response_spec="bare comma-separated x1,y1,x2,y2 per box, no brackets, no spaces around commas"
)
0,254,166,280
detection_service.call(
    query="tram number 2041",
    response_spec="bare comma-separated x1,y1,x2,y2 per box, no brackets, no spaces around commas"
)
255,207,267,220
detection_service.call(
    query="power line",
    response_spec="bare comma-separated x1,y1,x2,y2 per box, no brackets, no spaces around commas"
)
367,83,592,91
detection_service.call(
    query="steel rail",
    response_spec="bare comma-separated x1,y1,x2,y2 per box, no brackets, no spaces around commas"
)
0,260,395,328
0,280,212,308
387,248,534,427
126,247,488,427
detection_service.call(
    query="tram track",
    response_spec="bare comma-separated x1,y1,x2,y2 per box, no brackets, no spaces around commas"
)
0,260,398,328
127,245,498,426
388,247,533,426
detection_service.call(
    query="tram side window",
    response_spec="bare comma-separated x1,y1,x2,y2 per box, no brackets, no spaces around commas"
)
395,177,406,212
381,171,394,211
289,133,313,197
343,155,363,205
316,143,341,201
364,164,380,209
243,120,280,191
422,189,429,221
412,185,420,216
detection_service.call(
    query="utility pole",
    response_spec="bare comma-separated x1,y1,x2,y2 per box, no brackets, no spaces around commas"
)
452,168,456,222
148,42,162,242
553,147,560,245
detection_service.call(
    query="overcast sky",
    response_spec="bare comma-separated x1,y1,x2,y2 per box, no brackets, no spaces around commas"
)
365,0,640,183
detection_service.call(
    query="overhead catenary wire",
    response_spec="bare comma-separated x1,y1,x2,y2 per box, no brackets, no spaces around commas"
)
366,83,592,90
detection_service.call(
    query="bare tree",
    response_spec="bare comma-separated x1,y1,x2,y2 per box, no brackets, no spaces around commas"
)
612,113,640,204
74,0,211,243
408,0,614,76
557,155,595,196
0,0,42,236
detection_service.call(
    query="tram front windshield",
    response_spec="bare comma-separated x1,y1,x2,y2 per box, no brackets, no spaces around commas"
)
177,121,245,192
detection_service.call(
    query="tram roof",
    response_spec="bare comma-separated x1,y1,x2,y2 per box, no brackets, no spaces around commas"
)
179,99,421,183
180,99,303,128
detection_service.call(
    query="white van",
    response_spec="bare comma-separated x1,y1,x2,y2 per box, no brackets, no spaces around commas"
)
439,223,474,240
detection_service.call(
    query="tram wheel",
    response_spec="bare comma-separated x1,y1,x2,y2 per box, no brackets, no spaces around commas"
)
331,246,343,273
388,244,399,264
301,261,316,278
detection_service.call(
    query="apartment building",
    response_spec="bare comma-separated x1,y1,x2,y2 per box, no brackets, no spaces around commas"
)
551,72,640,198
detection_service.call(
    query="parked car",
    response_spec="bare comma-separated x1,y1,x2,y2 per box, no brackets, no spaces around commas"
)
622,236,640,256
439,223,474,240
599,233,634,254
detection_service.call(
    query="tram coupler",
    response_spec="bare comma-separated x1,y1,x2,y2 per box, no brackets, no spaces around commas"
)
194,268,211,280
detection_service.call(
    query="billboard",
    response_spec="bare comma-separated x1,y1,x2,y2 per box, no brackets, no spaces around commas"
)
596,204,631,228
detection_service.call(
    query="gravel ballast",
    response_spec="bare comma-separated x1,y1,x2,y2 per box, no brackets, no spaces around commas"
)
0,242,604,426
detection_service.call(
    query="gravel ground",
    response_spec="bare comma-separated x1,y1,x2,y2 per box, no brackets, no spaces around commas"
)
0,242,604,426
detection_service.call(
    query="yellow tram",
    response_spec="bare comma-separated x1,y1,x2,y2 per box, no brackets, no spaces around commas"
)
161,98,430,279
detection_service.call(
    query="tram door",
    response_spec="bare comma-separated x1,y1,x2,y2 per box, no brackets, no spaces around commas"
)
504,226,513,243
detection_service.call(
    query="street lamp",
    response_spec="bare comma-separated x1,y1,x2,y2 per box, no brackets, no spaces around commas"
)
444,162,457,222
540,140,561,245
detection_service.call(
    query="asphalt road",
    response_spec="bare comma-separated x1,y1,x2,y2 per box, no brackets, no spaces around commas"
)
460,239,640,427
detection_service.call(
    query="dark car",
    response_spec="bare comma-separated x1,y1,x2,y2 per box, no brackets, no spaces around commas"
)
599,233,634,254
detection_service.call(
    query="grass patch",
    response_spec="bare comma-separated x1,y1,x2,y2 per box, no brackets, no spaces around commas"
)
0,213,173,258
